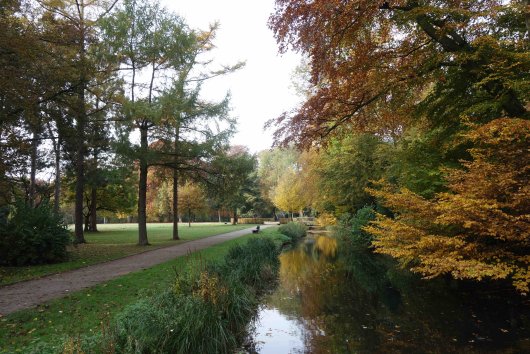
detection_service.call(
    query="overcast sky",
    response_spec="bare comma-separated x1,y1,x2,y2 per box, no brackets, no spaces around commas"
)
160,0,301,154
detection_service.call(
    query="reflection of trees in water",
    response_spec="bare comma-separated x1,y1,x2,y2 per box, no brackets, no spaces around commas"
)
279,236,339,318
270,235,530,353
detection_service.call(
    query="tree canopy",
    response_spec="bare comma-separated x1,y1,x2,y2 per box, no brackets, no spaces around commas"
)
267,0,529,291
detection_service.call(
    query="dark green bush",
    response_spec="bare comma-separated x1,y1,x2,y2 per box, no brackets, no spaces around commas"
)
0,201,71,266
335,205,376,250
278,222,307,242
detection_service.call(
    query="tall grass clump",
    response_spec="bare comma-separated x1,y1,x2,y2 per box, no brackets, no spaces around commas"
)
111,236,280,354
220,237,280,291
278,222,307,242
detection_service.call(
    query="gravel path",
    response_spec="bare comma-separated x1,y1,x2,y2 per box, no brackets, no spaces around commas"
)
0,226,269,316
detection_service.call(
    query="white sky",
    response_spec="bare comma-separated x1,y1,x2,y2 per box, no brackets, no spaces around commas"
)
160,0,302,154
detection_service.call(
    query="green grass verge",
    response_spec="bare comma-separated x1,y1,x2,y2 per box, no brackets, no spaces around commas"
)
0,229,286,353
0,223,254,286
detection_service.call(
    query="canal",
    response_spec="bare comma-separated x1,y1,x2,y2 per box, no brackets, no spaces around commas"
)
246,233,530,353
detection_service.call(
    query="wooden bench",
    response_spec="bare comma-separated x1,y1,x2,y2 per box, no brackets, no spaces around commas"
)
252,225,260,234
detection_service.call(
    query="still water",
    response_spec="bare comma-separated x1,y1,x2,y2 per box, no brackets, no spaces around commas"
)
246,235,530,353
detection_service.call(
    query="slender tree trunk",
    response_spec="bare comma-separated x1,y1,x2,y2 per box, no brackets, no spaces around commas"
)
74,82,87,243
172,123,180,240
84,213,90,231
90,185,98,231
136,59,156,245
172,168,179,239
218,209,221,223
53,137,61,214
232,209,237,225
137,126,149,245
188,205,191,227
89,150,98,232
29,128,38,208
46,121,61,213
74,5,87,244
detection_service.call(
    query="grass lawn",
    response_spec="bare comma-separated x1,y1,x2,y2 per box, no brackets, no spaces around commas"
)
0,223,255,287
0,228,280,353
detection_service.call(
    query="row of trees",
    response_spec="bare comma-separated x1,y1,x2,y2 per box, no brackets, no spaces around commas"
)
145,145,272,225
0,0,256,246
266,1,529,292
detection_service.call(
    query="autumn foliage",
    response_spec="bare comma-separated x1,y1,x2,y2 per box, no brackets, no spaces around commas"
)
366,118,530,291
267,0,529,292
268,1,528,147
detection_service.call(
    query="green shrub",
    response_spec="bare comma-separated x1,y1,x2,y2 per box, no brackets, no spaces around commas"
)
0,201,71,266
265,230,292,248
335,206,376,250
278,222,307,242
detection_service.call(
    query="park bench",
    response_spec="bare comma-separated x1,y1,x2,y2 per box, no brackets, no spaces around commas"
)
252,225,260,234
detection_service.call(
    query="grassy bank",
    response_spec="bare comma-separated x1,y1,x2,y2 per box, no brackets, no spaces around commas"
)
0,227,295,353
0,223,253,286
0,231,266,353
109,236,281,353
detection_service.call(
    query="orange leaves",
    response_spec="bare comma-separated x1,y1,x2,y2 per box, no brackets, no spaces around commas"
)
178,182,207,214
268,0,432,148
366,118,530,291
367,181,437,225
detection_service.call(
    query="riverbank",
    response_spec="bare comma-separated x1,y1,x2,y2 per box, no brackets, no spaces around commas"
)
0,231,257,353
0,227,291,353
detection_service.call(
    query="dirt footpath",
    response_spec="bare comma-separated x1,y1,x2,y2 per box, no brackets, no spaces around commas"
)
0,226,269,315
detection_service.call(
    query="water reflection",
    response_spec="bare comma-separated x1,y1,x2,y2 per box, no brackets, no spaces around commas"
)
250,308,304,354
248,234,530,353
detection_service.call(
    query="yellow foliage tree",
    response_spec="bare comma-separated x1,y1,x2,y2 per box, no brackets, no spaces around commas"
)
297,149,321,210
365,118,530,292
178,182,206,227
272,170,307,220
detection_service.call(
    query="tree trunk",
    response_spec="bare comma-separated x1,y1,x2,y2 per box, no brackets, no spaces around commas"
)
53,137,61,214
172,168,179,240
74,82,87,244
84,213,90,231
188,206,191,227
232,209,238,225
89,149,98,232
218,209,221,223
137,126,149,245
90,185,98,232
46,121,62,214
172,123,180,240
29,128,38,208
74,6,87,244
